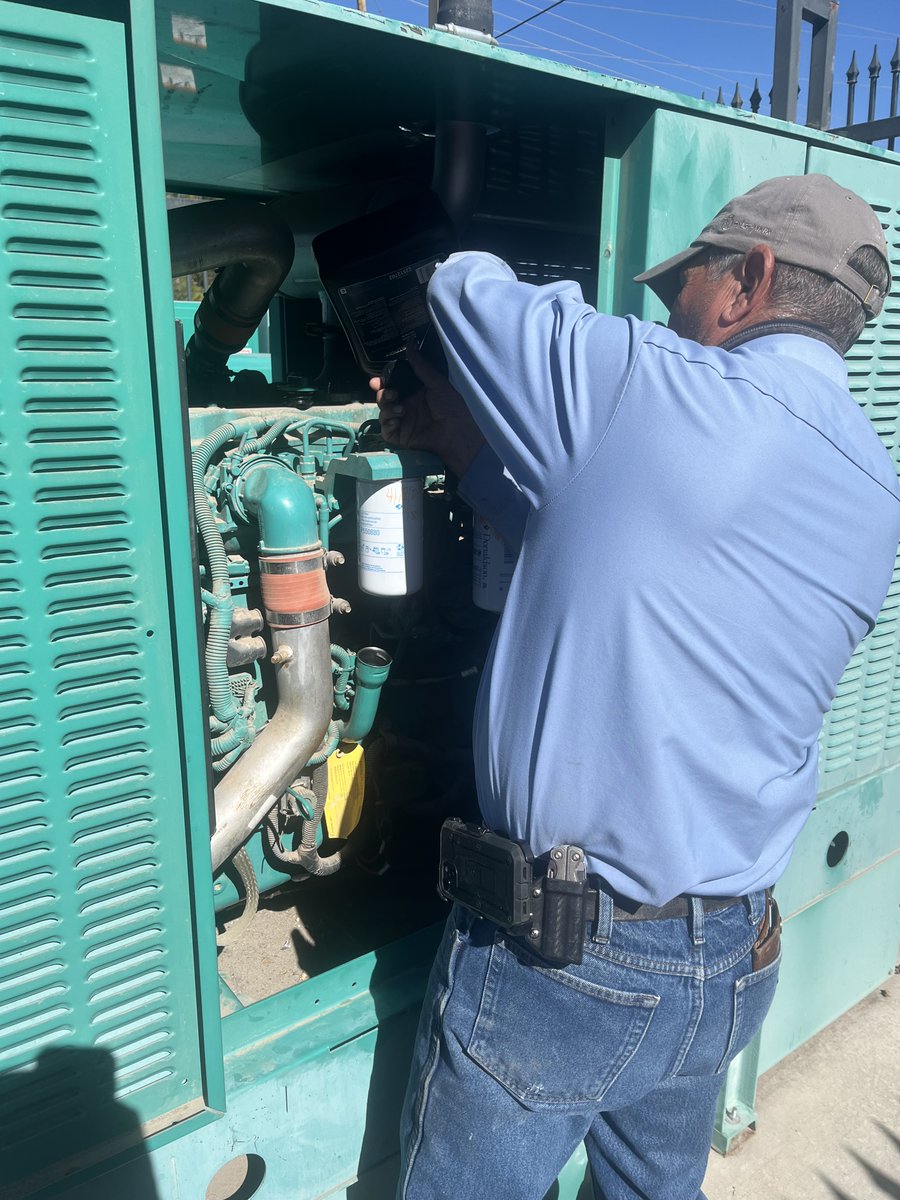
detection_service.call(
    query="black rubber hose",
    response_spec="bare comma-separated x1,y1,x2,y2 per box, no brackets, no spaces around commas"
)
169,200,295,378
431,121,487,233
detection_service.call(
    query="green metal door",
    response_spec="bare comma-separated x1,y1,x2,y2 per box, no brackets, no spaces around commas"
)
0,2,216,1191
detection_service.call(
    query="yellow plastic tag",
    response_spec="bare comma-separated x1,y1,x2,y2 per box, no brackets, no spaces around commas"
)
324,744,366,840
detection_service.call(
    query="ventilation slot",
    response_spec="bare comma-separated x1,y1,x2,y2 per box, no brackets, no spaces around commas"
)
10,269,106,288
86,947,163,983
35,483,125,505
25,398,119,417
53,645,140,674
65,765,150,799
32,454,123,474
55,667,142,698
0,29,89,57
0,103,91,126
59,693,143,722
39,512,129,534
0,169,99,193
0,64,90,92
16,305,110,322
29,424,119,444
0,133,94,155
7,236,102,257
41,537,131,561
47,591,135,616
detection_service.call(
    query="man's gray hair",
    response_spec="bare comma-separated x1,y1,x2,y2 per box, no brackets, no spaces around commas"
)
705,246,891,353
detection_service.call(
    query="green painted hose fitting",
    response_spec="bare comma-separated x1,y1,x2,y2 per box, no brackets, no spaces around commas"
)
342,646,393,744
331,644,355,712
306,720,342,768
237,460,319,552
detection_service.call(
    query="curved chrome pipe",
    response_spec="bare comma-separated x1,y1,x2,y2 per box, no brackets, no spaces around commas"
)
210,619,333,871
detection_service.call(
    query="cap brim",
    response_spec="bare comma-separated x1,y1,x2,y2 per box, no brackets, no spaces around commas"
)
633,245,705,309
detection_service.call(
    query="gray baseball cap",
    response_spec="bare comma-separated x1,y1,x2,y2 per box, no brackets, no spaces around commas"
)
634,173,890,317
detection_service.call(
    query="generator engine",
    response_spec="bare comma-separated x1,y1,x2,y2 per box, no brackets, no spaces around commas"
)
170,194,510,977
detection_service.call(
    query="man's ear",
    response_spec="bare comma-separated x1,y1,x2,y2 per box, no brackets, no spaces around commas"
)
727,244,776,324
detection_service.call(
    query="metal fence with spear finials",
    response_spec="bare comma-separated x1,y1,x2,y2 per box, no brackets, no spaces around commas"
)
830,40,900,150
707,0,899,150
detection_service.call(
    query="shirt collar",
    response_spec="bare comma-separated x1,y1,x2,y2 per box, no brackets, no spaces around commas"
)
725,330,849,389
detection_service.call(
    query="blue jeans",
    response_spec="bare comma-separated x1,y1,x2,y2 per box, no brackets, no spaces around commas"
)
397,892,780,1199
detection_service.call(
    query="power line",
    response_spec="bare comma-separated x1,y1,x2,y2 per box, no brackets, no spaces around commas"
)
498,0,757,78
843,23,900,38
503,30,767,93
497,0,569,37
565,2,769,30
502,36,701,89
498,4,768,87
505,31,646,82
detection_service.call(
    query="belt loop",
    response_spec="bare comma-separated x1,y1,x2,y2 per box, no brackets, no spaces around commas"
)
689,896,705,946
744,890,764,927
591,888,613,944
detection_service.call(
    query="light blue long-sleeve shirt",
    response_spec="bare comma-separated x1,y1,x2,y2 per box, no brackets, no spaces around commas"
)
430,251,900,905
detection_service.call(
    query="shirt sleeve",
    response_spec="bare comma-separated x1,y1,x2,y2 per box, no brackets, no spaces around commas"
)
456,442,529,552
427,250,636,506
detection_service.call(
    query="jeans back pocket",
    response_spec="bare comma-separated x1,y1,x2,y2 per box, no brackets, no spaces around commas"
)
715,951,782,1074
467,941,659,1108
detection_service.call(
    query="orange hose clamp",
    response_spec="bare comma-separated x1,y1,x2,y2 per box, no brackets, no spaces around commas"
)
259,549,331,628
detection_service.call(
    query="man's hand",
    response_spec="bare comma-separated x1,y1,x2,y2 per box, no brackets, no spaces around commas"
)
370,342,484,477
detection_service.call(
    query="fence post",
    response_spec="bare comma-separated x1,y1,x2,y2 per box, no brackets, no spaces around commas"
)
890,39,899,151
807,0,837,128
772,0,836,126
867,44,881,122
750,79,762,114
731,84,743,110
846,50,859,125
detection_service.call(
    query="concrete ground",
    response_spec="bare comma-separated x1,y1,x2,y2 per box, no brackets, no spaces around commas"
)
703,968,899,1200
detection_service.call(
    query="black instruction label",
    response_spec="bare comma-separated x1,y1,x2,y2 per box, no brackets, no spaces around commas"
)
339,258,439,363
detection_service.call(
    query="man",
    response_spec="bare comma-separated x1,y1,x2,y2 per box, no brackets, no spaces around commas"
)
373,174,900,1199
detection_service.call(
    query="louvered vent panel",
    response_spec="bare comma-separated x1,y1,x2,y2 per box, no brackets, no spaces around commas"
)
477,121,603,302
818,194,900,790
0,5,205,1186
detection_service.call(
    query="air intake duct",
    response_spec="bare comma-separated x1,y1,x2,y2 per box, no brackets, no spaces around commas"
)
168,200,294,383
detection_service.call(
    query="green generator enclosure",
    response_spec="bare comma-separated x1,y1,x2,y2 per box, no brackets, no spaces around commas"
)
0,1,897,1196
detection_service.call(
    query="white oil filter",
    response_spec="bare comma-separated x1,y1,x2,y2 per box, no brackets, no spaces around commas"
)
357,478,423,596
472,513,517,612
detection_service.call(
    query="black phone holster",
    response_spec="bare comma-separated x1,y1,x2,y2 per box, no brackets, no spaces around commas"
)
437,819,588,967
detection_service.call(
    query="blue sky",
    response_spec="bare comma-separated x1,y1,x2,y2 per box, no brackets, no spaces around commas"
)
328,0,899,126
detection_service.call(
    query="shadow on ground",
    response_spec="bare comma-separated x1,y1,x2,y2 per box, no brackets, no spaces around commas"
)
820,1122,900,1199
